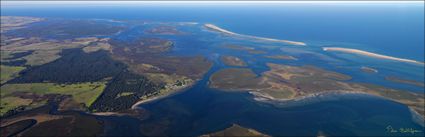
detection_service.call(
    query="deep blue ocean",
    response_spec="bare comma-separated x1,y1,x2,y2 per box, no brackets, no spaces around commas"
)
2,2,424,136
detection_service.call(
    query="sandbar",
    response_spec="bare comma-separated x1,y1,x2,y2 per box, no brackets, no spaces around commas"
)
200,124,270,137
204,24,306,46
323,47,425,66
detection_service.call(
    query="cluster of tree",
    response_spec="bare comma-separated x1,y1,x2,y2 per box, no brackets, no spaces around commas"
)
1,59,27,66
9,49,127,83
89,71,164,112
5,51,33,60
1,106,26,118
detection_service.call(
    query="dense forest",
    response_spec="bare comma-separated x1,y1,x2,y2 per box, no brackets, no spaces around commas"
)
5,51,34,60
89,71,164,112
1,51,33,66
9,49,127,83
1,59,27,66
5,46,166,112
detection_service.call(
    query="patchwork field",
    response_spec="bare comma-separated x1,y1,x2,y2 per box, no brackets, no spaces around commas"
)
0,16,43,33
0,65,25,84
0,82,107,115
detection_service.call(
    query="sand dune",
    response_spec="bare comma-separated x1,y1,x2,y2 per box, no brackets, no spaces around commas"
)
204,24,306,46
323,47,425,65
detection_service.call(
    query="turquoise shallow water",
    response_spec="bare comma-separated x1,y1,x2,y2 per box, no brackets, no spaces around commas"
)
2,2,423,61
2,2,424,136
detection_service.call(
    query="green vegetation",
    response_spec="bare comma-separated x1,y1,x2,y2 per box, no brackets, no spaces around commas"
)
0,51,14,60
0,65,25,84
109,37,174,54
89,72,163,112
144,25,184,35
144,72,193,97
82,39,111,53
0,16,43,32
209,63,425,118
111,37,213,80
0,97,33,115
1,36,103,66
1,82,106,106
209,68,266,90
23,50,62,66
0,82,106,115
1,51,31,61
10,49,127,83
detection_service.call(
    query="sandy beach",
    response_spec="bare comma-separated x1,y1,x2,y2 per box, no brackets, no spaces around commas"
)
204,24,306,46
130,95,164,109
323,47,425,65
130,82,196,109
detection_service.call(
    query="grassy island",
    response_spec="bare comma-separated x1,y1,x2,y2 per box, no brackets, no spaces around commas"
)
220,55,247,67
209,63,425,119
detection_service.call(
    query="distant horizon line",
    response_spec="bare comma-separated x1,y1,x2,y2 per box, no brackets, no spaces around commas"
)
1,1,424,4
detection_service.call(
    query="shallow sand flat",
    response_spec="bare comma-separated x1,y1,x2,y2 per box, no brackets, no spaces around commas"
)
204,24,306,46
323,47,425,65
360,66,378,73
265,55,297,60
201,124,270,137
385,76,425,87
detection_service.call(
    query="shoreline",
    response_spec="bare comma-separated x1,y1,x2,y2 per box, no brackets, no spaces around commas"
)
323,47,425,66
91,82,197,116
130,82,196,109
250,90,370,105
249,90,425,125
204,24,306,46
409,107,425,127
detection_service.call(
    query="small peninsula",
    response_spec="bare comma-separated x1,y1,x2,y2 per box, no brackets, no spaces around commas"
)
385,76,425,87
209,63,425,120
201,124,270,137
